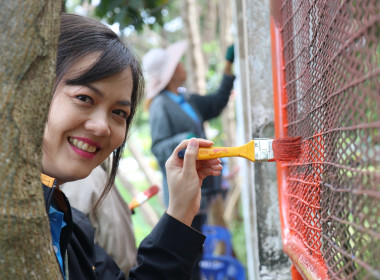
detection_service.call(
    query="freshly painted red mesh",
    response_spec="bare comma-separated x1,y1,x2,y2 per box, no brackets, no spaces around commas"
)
278,0,380,279
288,133,325,256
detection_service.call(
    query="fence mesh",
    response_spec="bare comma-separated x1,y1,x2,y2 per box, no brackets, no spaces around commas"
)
279,0,380,279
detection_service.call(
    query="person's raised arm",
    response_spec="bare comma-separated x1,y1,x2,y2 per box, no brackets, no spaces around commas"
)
189,44,236,121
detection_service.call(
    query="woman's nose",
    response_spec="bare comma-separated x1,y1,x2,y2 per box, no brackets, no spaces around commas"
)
84,112,111,136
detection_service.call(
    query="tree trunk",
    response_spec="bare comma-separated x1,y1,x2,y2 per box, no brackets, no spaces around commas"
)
218,0,233,60
202,0,217,44
221,95,242,224
181,0,206,94
207,0,240,226
0,1,62,278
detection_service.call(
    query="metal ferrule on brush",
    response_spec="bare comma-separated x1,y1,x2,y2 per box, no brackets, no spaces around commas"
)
254,138,274,161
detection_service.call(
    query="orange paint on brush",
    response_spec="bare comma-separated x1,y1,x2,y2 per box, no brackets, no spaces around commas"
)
272,136,302,161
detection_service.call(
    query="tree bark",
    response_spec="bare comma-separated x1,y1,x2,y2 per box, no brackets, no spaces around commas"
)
0,1,62,278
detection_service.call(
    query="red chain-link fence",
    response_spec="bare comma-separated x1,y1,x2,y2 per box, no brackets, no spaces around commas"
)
271,0,380,279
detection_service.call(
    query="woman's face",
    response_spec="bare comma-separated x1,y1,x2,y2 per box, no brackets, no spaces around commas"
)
172,62,187,85
42,54,133,184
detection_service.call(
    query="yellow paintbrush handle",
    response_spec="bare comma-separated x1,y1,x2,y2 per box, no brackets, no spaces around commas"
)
197,146,244,159
177,141,256,161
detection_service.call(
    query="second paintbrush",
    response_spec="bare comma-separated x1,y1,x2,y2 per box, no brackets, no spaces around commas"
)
178,137,301,162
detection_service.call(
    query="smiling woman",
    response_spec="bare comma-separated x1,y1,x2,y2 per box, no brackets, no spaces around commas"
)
43,57,133,185
40,13,223,279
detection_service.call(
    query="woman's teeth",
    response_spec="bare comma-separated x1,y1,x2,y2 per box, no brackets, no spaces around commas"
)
69,137,97,153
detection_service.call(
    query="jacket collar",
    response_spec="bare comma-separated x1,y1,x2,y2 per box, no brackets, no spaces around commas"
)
41,173,56,188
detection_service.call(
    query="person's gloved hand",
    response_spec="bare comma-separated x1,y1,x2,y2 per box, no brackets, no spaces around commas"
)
225,44,234,63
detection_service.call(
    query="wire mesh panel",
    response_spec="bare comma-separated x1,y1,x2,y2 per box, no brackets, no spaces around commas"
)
278,0,380,279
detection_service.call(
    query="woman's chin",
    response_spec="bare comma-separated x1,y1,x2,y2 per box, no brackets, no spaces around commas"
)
57,169,93,185
73,170,92,181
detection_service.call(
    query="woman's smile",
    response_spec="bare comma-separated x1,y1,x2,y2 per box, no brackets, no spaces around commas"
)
68,136,101,159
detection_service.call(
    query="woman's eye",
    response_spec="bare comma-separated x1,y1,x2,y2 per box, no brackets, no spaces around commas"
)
76,95,93,104
113,109,128,119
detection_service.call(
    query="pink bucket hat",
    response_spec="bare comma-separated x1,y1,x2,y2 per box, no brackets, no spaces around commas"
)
142,40,188,100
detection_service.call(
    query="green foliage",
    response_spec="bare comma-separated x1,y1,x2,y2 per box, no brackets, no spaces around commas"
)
90,0,171,31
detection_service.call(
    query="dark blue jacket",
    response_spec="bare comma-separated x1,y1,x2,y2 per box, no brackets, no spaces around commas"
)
42,174,205,279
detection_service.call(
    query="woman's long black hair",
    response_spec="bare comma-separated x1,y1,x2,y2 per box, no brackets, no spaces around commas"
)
55,13,144,211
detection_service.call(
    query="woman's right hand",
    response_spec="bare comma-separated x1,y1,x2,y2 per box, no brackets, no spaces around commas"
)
165,138,223,227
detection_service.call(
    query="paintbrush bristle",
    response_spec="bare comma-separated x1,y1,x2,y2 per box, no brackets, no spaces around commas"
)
272,136,302,161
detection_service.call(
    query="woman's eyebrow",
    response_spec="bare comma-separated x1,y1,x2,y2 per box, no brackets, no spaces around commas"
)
117,100,132,107
86,84,132,107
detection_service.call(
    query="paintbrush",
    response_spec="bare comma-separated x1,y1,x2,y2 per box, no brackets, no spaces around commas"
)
178,137,301,162
129,185,159,211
